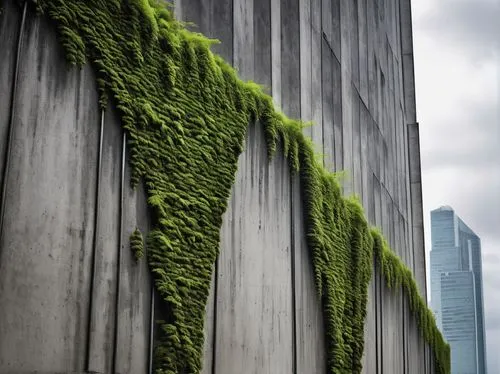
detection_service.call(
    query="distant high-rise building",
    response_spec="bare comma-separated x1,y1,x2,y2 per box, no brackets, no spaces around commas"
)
430,206,487,374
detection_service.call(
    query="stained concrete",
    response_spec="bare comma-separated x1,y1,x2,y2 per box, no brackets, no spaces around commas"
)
0,6,100,371
0,0,433,372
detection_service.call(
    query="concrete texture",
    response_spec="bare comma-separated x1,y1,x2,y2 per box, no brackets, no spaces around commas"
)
0,4,100,371
0,2,154,373
0,0,433,372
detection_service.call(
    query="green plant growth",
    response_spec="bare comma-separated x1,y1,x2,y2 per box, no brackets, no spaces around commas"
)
130,228,145,262
14,0,450,373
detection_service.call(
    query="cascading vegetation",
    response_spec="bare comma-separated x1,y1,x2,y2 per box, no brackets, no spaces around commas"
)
130,228,145,262
16,0,450,373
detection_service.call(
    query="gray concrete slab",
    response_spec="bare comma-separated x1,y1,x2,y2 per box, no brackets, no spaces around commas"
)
113,112,153,374
293,178,326,373
0,8,100,371
408,123,426,297
215,123,294,374
86,108,121,373
350,0,360,90
310,0,323,150
361,273,377,374
381,283,404,373
254,0,271,91
360,101,370,214
341,77,354,195
322,39,335,171
0,0,22,190
281,0,301,119
353,92,362,196
332,56,343,172
321,0,333,50
271,0,281,107
299,0,312,139
234,0,254,79
358,0,369,105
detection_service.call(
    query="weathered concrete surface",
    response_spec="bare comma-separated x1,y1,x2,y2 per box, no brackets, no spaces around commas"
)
0,7,100,372
0,0,433,372
215,124,294,374
114,117,153,374
86,109,121,373
0,0,22,190
0,3,154,373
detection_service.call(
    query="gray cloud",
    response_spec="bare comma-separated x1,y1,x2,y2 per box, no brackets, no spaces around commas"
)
419,0,500,62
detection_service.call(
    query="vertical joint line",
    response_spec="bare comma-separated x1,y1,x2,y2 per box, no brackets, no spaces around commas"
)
0,0,28,261
291,182,297,374
85,109,105,370
211,256,219,374
112,131,127,373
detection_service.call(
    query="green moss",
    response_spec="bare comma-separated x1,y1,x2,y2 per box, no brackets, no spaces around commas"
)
20,0,450,373
130,228,145,262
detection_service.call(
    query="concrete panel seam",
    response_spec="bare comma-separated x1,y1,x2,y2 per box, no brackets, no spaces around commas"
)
85,109,105,371
0,0,27,264
112,131,127,373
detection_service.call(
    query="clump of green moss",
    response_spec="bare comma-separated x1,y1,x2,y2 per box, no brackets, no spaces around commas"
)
18,0,450,373
130,228,145,262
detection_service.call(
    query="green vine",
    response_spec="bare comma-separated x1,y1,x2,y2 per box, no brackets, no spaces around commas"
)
130,228,145,262
12,0,450,373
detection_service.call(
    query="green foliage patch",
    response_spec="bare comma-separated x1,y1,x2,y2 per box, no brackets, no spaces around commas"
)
130,228,145,262
17,0,450,373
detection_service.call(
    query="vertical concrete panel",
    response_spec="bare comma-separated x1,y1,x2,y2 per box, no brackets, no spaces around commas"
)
399,0,416,124
366,0,376,115
114,113,153,374
281,0,300,118
0,0,21,183
322,0,333,48
299,0,312,136
360,102,369,214
332,56,343,172
254,0,272,90
350,0,360,89
331,0,341,60
0,9,100,372
293,178,326,373
358,0,369,105
361,274,377,374
408,123,426,297
352,91,362,195
341,77,354,195
215,124,294,373
381,283,404,373
340,0,354,194
271,0,281,106
175,0,233,61
234,0,254,79
310,0,323,148
322,39,335,171
87,109,121,373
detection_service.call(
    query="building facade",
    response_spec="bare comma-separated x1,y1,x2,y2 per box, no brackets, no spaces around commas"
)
431,206,487,373
0,0,437,372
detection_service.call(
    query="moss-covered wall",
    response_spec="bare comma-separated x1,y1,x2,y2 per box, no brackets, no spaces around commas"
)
0,0,450,373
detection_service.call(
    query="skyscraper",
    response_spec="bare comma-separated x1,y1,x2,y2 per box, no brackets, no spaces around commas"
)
430,206,487,373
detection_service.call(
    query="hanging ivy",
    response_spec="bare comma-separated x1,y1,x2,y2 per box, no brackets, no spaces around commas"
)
130,228,145,262
10,0,450,373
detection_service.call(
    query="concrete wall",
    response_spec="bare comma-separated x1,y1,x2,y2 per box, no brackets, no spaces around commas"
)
0,1,153,373
0,0,432,373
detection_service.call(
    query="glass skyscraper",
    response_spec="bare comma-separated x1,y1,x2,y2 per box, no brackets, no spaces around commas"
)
430,206,487,374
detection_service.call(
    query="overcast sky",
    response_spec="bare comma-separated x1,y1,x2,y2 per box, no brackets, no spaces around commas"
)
411,0,500,372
